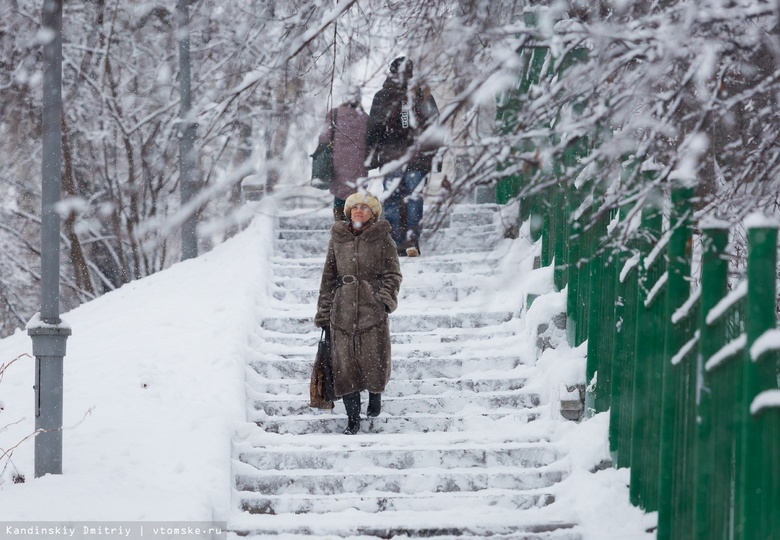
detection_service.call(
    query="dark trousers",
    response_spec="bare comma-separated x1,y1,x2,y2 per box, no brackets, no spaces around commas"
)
383,169,426,247
342,391,382,419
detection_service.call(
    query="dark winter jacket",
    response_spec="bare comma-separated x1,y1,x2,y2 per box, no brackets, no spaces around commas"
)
318,103,369,201
314,219,402,397
365,74,440,173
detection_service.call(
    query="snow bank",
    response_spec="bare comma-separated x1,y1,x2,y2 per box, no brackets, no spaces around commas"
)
0,199,276,521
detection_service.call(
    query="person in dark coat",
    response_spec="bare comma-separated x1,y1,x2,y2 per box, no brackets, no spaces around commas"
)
314,192,403,434
365,56,441,256
318,85,369,221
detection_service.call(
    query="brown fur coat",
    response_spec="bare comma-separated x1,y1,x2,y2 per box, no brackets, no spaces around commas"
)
314,219,402,397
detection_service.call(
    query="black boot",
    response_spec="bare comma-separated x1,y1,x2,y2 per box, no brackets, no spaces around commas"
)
367,392,381,417
342,392,361,434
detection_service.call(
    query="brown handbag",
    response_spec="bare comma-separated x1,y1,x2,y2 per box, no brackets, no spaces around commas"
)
309,328,335,409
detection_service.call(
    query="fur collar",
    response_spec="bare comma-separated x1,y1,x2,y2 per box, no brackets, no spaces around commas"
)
331,219,391,244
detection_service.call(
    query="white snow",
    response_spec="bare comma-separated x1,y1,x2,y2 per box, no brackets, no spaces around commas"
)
643,270,668,308
699,217,731,230
744,212,780,230
750,328,780,361
704,334,747,372
0,195,652,539
671,330,700,366
643,230,670,271
705,280,747,325
671,287,700,324
750,390,780,415
620,253,640,283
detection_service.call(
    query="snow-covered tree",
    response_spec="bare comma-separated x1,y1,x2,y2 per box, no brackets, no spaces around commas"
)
2,0,778,336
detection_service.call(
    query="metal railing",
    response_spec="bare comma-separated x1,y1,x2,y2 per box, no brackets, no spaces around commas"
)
495,36,779,538
523,183,780,540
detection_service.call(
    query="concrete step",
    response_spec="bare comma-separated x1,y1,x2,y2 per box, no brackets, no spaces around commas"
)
259,311,515,334
253,328,516,349
251,410,541,434
237,441,558,471
238,490,555,515
247,375,530,397
274,241,497,260
252,390,541,417
274,229,502,259
277,224,498,242
271,258,497,279
273,284,481,304
248,355,529,381
228,511,580,539
276,215,453,232
271,270,487,293
275,205,502,232
235,466,565,495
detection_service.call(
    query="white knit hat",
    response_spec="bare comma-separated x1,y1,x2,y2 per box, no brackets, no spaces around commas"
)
344,192,382,220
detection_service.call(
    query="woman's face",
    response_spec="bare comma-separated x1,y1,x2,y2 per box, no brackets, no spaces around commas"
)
351,203,373,223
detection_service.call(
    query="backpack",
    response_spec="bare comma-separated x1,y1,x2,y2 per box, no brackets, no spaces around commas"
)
383,90,414,147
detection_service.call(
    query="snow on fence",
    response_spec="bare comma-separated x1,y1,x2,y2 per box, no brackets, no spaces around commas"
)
527,182,780,540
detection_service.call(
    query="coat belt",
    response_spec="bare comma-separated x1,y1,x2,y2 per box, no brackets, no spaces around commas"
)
340,274,377,285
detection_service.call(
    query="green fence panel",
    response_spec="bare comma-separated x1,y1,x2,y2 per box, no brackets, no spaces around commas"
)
576,203,594,348
495,35,550,204
609,210,640,468
595,221,617,416
552,184,568,291
739,224,779,540
657,186,695,540
541,193,553,268
566,187,585,346
694,225,733,540
629,199,666,511
585,210,613,416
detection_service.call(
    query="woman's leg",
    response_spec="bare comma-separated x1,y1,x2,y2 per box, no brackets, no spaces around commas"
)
367,392,381,417
342,391,361,434
403,170,427,254
382,170,406,248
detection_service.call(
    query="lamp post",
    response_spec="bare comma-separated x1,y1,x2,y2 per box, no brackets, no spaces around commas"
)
27,0,71,478
178,0,197,260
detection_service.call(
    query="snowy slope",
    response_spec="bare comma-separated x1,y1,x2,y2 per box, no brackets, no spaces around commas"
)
0,199,276,521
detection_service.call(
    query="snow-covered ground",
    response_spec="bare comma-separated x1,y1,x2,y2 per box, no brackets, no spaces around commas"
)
0,194,654,539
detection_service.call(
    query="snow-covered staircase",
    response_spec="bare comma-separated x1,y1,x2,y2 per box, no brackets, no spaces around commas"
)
229,203,582,539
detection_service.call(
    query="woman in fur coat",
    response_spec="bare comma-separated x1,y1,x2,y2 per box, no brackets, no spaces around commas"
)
314,192,403,434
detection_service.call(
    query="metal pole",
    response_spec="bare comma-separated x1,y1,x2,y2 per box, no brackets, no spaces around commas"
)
28,0,71,478
694,224,729,539
657,185,695,540
178,0,197,260
739,222,778,540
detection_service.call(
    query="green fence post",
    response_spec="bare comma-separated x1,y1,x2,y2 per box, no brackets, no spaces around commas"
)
541,192,553,268
595,213,617,416
609,208,640,469
577,203,594,347
739,219,779,540
585,210,611,416
530,197,545,243
608,163,639,467
566,184,585,347
553,183,568,291
693,223,730,540
629,193,665,511
657,186,695,540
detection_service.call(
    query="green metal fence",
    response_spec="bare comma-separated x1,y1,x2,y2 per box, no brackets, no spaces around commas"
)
520,182,780,539
497,32,779,539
